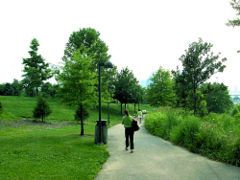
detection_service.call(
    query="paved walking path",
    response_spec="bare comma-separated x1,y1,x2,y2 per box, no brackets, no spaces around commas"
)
96,121,240,180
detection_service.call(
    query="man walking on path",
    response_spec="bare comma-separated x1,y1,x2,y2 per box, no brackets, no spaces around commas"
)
96,121,240,180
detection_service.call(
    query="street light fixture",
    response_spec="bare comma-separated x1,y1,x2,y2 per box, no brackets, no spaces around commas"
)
95,61,113,145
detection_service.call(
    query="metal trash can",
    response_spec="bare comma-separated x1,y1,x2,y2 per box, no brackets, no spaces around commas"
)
95,120,108,144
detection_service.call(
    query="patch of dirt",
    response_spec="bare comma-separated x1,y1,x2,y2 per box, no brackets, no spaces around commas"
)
0,119,77,130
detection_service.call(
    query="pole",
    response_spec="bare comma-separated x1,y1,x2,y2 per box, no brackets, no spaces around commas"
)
98,63,103,144
107,102,110,125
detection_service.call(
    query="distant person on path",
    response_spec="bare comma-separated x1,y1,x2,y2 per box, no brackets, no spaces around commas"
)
122,109,135,153
137,109,142,124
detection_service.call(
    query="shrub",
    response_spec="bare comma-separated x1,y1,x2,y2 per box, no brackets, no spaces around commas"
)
33,96,51,122
231,138,240,166
232,104,240,116
170,116,200,152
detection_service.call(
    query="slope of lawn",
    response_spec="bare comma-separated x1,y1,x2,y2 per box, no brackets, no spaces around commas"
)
0,96,151,179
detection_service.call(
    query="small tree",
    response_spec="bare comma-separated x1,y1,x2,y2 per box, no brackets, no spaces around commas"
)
0,101,3,114
33,96,51,122
75,104,89,136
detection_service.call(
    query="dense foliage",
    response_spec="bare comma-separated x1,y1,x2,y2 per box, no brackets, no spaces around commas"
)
113,67,140,114
200,83,233,113
22,38,52,96
146,67,175,106
0,79,22,96
172,38,226,115
33,96,52,122
145,107,240,166
57,50,97,135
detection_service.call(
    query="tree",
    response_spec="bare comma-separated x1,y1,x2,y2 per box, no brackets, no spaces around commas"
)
173,38,226,115
22,38,52,96
41,82,59,98
12,79,22,96
75,104,89,136
200,83,233,113
33,96,51,122
227,0,240,27
2,83,13,96
63,28,113,101
63,28,110,66
57,50,97,135
113,67,139,114
147,67,175,107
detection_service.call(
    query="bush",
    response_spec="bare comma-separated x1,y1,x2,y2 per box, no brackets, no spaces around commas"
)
145,107,240,166
170,116,200,152
33,96,51,122
232,104,240,116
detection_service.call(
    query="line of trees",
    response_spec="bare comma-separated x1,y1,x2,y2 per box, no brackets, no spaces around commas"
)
0,28,144,135
145,38,233,116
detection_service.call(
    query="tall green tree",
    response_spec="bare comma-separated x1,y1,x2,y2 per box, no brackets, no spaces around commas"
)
173,38,226,115
200,83,233,113
63,28,113,101
147,67,175,107
22,38,52,96
113,67,139,114
57,50,97,135
227,0,240,27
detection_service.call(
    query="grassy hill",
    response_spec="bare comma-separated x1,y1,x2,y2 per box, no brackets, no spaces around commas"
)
0,96,150,179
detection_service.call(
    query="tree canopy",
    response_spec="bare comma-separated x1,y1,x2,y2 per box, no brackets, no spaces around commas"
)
147,67,175,107
22,38,52,96
200,83,233,114
173,38,226,114
113,67,139,114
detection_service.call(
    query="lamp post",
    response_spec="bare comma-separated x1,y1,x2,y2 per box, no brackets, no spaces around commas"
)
95,61,113,145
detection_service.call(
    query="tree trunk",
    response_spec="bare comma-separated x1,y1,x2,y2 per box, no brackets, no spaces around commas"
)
80,104,84,136
121,103,123,115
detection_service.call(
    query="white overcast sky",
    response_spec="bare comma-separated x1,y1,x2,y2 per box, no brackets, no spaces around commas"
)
0,0,240,93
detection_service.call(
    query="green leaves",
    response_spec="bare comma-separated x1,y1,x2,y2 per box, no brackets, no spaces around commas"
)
147,67,175,107
113,67,140,105
33,96,51,122
174,38,227,115
227,0,240,27
57,50,97,107
22,38,52,97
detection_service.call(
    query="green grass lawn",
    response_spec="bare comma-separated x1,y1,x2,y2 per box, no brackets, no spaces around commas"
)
0,96,151,179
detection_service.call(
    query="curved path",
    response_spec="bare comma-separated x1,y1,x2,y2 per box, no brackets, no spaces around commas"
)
96,122,240,180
